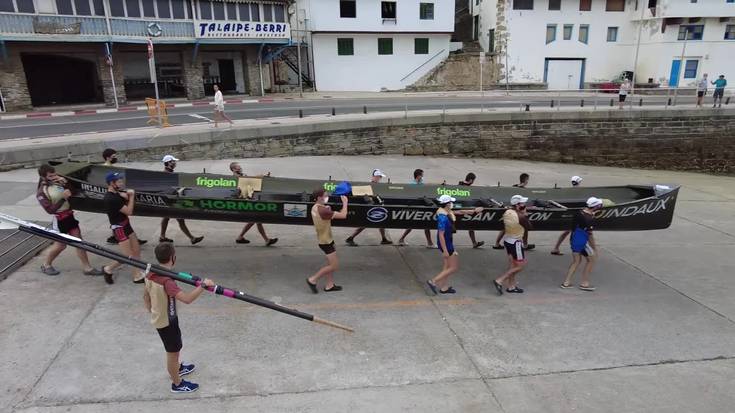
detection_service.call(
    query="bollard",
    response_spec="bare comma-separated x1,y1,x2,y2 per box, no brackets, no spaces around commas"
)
609,99,614,107
550,99,554,108
331,107,335,116
298,109,303,118
580,99,584,107
667,98,672,106
525,104,530,112
639,98,643,107
363,105,367,114
405,104,408,118
726,97,731,105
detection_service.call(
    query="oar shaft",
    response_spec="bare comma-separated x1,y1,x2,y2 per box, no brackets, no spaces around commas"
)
15,224,351,332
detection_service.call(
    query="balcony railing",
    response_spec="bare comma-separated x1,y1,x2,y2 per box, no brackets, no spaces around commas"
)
0,13,193,39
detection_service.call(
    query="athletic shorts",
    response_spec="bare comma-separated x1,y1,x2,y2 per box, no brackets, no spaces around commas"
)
697,91,705,97
504,240,525,262
618,94,627,102
54,214,79,234
111,221,134,242
572,243,595,257
437,242,455,256
713,89,724,99
319,241,336,255
157,321,182,353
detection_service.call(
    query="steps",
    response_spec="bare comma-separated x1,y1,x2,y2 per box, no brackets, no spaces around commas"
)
0,227,50,281
406,46,499,92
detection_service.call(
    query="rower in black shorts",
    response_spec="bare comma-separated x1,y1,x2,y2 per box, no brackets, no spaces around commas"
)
103,171,144,284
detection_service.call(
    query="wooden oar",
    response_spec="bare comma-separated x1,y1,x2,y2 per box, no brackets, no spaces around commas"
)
0,213,354,333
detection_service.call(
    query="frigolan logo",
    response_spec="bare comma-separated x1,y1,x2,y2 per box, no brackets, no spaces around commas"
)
366,207,388,223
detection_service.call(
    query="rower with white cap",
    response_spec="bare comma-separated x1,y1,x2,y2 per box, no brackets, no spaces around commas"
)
345,169,393,246
561,197,603,291
159,155,204,245
492,194,531,295
551,175,583,255
426,195,483,295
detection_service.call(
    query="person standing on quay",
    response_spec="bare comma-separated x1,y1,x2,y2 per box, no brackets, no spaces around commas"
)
712,75,727,108
618,77,631,110
560,197,603,291
159,155,204,245
426,195,483,295
307,189,349,293
213,84,233,127
696,73,708,108
397,168,433,247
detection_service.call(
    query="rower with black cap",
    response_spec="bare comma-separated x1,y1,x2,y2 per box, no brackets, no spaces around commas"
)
345,169,393,246
102,148,148,246
426,195,484,295
492,194,531,295
397,168,434,248
551,175,583,255
458,172,485,248
102,171,143,284
560,197,602,291
159,155,204,245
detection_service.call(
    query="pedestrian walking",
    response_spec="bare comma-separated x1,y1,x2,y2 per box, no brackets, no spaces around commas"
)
712,75,727,108
159,155,204,245
426,195,483,295
493,173,533,250
492,195,531,295
143,242,214,393
103,171,143,284
618,78,631,109
307,189,349,293
551,175,582,255
696,73,708,107
35,164,108,279
213,84,233,127
561,197,603,291
230,162,278,246
458,172,484,248
397,168,433,247
345,169,392,246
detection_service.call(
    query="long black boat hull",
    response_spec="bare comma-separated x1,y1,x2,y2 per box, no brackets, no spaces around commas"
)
54,162,679,232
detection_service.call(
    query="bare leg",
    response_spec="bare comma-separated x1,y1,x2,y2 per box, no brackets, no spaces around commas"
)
223,112,234,124
309,252,339,289
347,227,365,240
167,352,182,386
160,218,170,239
44,242,66,267
379,228,390,242
580,254,596,287
256,223,269,242
176,219,195,240
551,230,570,254
430,255,453,288
68,227,94,271
494,230,505,247
398,229,412,243
562,254,582,286
433,254,459,289
469,230,477,245
496,259,525,287
237,223,255,240
424,229,433,246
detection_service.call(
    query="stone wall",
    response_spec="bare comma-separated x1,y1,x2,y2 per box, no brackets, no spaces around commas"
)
118,110,735,175
0,46,32,111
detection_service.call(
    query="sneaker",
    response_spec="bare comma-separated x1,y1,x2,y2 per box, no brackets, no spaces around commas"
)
439,286,457,294
179,363,196,377
506,287,524,294
324,285,343,292
523,244,536,251
473,241,485,249
159,237,174,243
103,266,114,285
345,238,358,247
133,271,146,284
106,235,118,245
492,280,504,296
235,238,251,244
191,236,204,245
138,239,148,246
171,379,199,393
380,239,393,245
41,264,60,276
83,268,106,276
266,238,279,246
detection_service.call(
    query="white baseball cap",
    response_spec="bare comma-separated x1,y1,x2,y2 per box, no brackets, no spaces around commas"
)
586,197,603,208
571,176,583,184
162,155,179,163
437,194,456,204
372,169,387,178
510,195,528,205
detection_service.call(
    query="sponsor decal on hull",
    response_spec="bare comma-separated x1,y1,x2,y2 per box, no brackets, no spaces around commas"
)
436,187,471,198
596,196,673,220
367,207,388,223
178,199,278,212
80,183,165,206
284,203,308,218
195,176,238,188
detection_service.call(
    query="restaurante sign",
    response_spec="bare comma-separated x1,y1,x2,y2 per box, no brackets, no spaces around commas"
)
197,21,290,39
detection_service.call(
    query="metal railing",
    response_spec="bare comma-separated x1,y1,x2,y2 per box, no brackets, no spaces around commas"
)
0,13,107,36
109,18,193,38
400,48,446,82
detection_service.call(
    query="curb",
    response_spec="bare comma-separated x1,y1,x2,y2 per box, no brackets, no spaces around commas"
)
0,98,269,120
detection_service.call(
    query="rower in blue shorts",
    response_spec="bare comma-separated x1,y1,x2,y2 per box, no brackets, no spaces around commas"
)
561,197,603,291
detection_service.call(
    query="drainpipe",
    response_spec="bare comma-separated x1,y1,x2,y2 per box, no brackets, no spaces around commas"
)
631,2,645,95
258,43,265,96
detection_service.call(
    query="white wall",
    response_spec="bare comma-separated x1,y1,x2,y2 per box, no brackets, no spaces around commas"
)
655,0,735,18
312,33,451,91
301,0,454,32
474,0,497,52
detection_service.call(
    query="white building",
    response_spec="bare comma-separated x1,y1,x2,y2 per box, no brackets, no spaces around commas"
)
471,0,735,89
296,0,454,91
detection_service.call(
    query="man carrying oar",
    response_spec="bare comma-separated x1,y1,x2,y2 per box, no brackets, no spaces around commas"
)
144,242,214,393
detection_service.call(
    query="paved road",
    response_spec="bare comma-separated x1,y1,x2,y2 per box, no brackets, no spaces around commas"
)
1,156,735,412
0,94,689,140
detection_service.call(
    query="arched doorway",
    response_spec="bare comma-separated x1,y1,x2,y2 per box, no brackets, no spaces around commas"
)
21,54,102,106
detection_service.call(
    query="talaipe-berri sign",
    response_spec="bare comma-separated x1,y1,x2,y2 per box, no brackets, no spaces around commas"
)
197,21,290,39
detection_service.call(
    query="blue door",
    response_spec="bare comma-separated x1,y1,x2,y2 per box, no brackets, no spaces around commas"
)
669,60,681,87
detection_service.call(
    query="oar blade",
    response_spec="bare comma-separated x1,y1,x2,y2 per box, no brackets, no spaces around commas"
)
312,316,355,333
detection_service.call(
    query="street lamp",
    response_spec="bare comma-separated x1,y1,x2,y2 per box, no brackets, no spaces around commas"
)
673,26,689,106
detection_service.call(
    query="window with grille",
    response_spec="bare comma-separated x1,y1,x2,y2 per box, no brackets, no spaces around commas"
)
607,26,618,41
338,38,354,56
678,24,704,40
420,3,434,19
546,24,556,44
563,24,573,40
378,38,393,55
549,0,561,10
578,24,589,43
415,38,429,54
382,1,396,18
